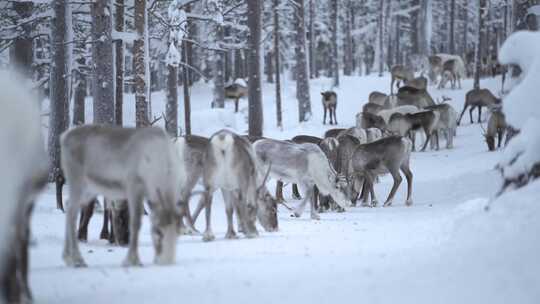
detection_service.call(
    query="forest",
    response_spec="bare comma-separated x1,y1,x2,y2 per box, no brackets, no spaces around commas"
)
1,0,540,303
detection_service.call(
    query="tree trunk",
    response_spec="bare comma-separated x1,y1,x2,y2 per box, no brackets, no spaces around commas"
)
343,4,353,76
463,0,468,57
11,2,34,78
182,40,192,136
419,0,431,56
378,0,385,76
166,62,178,136
49,0,72,180
266,51,274,83
234,49,244,80
247,0,264,137
331,0,339,86
449,0,456,54
273,0,283,129
410,0,420,55
72,50,86,126
309,0,316,79
213,25,225,109
115,0,125,125
134,0,148,127
474,0,487,89
395,2,401,65
294,0,312,122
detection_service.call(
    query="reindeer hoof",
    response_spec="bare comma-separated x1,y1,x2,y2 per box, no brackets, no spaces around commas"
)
311,213,321,220
405,199,413,206
244,230,259,239
383,201,393,207
371,200,379,208
292,212,302,218
202,232,215,242
63,254,87,268
225,231,238,239
122,255,142,267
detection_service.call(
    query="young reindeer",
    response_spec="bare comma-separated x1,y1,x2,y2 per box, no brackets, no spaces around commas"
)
458,88,502,125
321,91,338,125
390,65,414,94
60,125,182,267
253,139,350,220
198,130,278,242
379,111,440,152
224,82,248,113
350,136,413,207
425,102,458,150
438,59,465,89
484,109,507,151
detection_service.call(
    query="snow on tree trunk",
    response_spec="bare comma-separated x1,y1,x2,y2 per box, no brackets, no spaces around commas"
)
273,0,283,129
134,0,148,127
92,0,114,125
48,0,72,180
115,0,125,126
247,0,264,137
294,0,312,122
331,0,339,87
166,63,178,136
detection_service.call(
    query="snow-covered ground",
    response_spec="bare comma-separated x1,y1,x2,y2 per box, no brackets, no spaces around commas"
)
32,74,540,303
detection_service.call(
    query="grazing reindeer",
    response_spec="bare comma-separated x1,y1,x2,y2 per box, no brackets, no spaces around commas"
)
384,111,440,152
350,136,413,207
376,105,420,124
324,128,346,139
390,65,414,94
429,54,466,85
363,102,385,115
428,55,443,83
173,135,210,235
357,112,385,130
316,137,341,211
253,139,350,220
484,109,507,151
199,130,278,242
369,91,388,106
425,102,458,150
396,86,436,108
0,73,48,304
288,135,324,200
321,91,338,125
458,88,502,125
60,125,182,267
438,59,464,89
404,76,428,90
224,82,248,113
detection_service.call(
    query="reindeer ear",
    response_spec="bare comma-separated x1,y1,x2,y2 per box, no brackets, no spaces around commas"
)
321,92,325,96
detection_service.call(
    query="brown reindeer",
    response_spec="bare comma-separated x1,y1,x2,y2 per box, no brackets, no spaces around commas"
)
224,83,248,113
404,76,428,90
321,91,338,125
484,109,507,151
391,65,414,94
458,88,502,125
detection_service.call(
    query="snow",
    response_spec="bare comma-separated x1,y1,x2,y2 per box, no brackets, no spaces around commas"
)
32,71,540,303
498,31,540,180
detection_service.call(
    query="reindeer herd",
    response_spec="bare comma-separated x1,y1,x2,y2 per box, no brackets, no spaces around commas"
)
1,53,519,303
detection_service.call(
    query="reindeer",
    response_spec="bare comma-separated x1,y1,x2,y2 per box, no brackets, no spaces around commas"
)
376,105,420,124
0,73,48,304
404,76,428,90
369,91,388,106
316,137,342,211
362,102,385,115
60,125,182,267
253,139,350,220
429,54,466,85
224,82,248,113
428,55,443,84
324,128,346,139
391,65,415,94
357,112,385,130
483,109,507,151
350,136,413,207
197,130,278,242
396,86,436,108
438,59,464,89
321,91,338,125
458,88,502,125
383,111,440,152
425,100,458,150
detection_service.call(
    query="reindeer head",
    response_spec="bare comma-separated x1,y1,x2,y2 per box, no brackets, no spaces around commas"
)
148,189,181,265
255,165,278,232
480,124,496,152
330,173,351,209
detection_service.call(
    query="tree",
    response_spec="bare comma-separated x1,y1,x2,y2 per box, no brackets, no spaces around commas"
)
474,0,487,89
449,0,456,54
247,0,263,137
330,0,339,86
343,2,354,76
273,0,283,129
378,0,385,76
48,0,72,180
294,0,312,122
115,0,125,125
134,0,149,127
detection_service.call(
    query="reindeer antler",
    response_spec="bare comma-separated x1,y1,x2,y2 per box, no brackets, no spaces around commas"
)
257,163,272,196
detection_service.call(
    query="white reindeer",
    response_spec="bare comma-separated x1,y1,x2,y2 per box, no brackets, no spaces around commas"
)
253,139,350,220
60,125,182,267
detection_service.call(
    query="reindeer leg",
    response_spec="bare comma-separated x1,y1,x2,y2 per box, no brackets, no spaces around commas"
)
391,77,395,94
457,105,468,126
367,176,379,207
275,181,285,202
77,199,95,242
310,187,320,220
383,166,402,207
222,190,238,239
333,106,338,125
323,107,327,124
202,190,215,242
99,200,110,240
498,131,503,149
292,183,302,200
420,127,432,152
234,98,239,113
401,163,413,206
55,173,65,212
360,179,371,207
191,194,206,224
293,185,313,218
478,106,482,123
469,106,475,124
63,190,90,267
123,189,143,267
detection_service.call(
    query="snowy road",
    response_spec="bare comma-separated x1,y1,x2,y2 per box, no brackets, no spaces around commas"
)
31,75,540,303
